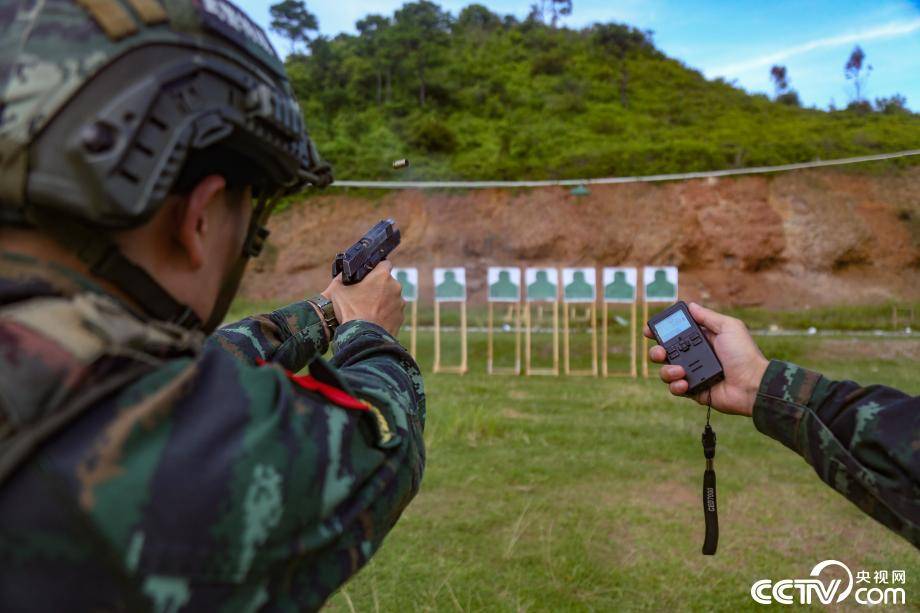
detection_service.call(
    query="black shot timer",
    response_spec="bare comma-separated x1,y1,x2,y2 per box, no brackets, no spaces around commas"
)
648,301,724,395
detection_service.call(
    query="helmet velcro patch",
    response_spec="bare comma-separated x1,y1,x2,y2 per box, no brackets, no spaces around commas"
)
76,0,168,40
76,0,138,40
126,0,169,25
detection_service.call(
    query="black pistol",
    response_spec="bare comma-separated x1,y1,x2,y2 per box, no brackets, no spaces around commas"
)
332,219,402,285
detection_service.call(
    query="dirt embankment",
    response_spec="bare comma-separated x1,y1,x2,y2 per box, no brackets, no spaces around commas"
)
241,168,920,309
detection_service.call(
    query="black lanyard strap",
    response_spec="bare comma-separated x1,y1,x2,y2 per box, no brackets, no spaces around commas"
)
701,400,718,555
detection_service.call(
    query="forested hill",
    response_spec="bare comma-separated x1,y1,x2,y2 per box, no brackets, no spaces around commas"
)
284,2,920,181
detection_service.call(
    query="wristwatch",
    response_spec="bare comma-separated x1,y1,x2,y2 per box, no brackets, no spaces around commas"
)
307,294,339,339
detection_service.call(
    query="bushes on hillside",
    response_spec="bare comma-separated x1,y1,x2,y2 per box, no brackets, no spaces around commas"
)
288,2,920,181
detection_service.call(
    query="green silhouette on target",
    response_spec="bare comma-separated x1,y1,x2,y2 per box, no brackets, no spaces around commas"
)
527,270,557,301
396,270,417,301
646,269,676,300
490,270,520,300
436,270,465,300
565,271,595,301
605,271,635,301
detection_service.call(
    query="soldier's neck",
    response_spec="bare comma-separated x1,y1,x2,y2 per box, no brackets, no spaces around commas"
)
0,228,142,309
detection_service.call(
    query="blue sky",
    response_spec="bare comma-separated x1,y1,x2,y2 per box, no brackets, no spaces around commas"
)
236,0,920,111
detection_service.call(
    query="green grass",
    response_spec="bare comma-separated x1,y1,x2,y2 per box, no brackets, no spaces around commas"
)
226,301,919,610
326,332,919,612
226,301,920,335
724,302,920,332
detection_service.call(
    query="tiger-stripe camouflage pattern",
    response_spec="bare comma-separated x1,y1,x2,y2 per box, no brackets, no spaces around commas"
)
0,252,426,612
753,359,919,548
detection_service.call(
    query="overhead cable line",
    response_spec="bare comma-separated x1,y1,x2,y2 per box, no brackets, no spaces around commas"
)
332,149,920,190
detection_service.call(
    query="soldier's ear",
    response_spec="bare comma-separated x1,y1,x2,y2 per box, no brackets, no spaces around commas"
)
176,174,227,270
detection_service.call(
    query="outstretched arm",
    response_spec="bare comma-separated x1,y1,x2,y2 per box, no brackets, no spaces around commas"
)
208,299,329,371
754,360,920,546
207,262,406,373
646,303,920,548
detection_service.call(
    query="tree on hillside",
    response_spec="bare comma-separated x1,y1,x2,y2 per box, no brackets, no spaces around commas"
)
527,0,573,27
550,0,573,26
301,36,348,112
393,1,452,107
527,2,541,23
769,65,800,106
270,0,318,54
456,4,502,32
844,45,872,103
875,94,909,115
592,23,651,109
356,15,393,105
769,65,788,94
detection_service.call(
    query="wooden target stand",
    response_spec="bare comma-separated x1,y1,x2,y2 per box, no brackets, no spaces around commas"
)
433,300,468,374
642,299,670,378
525,301,560,376
406,299,418,358
601,301,639,379
602,301,638,378
563,302,598,376
487,302,522,375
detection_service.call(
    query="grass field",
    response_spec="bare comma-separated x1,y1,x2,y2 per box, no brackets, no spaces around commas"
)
227,301,920,611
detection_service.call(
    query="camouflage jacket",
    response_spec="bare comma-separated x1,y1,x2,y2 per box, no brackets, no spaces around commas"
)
754,360,919,547
0,252,426,612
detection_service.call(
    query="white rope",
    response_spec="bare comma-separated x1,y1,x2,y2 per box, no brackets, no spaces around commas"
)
420,326,916,337
332,149,920,189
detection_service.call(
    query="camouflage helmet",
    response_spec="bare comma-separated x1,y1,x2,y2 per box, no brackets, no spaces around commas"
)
0,0,333,331
0,0,332,227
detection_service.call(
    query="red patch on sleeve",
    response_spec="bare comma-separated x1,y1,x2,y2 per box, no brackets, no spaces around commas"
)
256,358,369,412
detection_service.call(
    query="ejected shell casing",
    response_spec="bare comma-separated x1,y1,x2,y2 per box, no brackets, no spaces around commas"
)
392,159,410,170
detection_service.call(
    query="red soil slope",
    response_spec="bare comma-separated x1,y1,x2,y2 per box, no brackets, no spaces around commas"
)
241,168,920,308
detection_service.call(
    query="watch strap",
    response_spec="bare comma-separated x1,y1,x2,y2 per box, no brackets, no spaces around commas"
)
307,294,339,338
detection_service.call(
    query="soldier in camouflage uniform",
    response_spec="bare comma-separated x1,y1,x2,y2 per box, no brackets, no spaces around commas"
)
0,1,425,611
647,303,919,548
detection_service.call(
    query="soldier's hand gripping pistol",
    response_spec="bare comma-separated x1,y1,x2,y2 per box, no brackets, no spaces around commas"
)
332,219,402,285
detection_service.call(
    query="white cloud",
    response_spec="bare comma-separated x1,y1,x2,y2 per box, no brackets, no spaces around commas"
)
709,18,920,77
